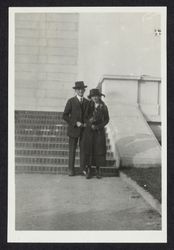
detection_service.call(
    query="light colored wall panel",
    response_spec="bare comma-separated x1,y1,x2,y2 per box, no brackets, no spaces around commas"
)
15,38,47,46
15,29,45,38
140,104,159,116
46,22,77,31
103,79,138,104
16,20,46,29
16,63,77,74
47,56,77,65
15,80,38,89
15,13,46,21
37,81,73,90
47,38,77,47
139,81,158,104
46,13,78,22
46,72,76,81
78,13,161,89
42,47,78,56
101,76,161,120
15,88,38,97
15,46,40,55
15,13,79,111
101,79,161,167
46,30,78,39
15,72,46,81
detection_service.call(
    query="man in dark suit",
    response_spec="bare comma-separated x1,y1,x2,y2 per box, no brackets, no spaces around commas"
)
62,81,89,176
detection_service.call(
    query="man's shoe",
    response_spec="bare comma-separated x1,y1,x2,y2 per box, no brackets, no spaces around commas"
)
96,174,101,179
68,170,75,176
82,170,87,176
96,168,102,179
86,168,91,179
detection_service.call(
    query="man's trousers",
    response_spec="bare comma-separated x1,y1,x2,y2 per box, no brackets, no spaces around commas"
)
68,135,85,172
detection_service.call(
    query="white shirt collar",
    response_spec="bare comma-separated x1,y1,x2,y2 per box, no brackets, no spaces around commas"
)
76,95,83,102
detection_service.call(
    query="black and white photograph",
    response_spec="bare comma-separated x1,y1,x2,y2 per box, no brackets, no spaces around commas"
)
8,7,167,243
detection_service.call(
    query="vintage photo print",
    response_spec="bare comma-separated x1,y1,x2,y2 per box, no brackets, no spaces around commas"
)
8,7,167,242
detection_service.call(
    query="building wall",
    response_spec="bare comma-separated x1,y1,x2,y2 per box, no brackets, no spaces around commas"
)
78,12,161,90
15,13,79,111
100,76,161,167
100,75,161,122
15,12,161,111
148,123,161,144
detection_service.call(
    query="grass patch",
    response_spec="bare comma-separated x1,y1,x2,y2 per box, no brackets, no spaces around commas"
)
121,167,161,203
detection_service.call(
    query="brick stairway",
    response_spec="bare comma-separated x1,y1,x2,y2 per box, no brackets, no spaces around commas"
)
15,111,118,176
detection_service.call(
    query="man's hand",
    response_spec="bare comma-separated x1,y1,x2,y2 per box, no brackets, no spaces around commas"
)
91,125,96,130
89,117,94,123
76,121,82,127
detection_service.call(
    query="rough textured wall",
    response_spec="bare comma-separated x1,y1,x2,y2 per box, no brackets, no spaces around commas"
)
15,13,79,111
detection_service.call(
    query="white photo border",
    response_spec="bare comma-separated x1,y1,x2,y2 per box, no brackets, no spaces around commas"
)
8,6,167,243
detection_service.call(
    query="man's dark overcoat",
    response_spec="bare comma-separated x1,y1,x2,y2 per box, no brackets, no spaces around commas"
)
62,96,89,138
81,100,109,166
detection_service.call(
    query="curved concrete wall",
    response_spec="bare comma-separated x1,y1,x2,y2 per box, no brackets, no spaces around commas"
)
100,75,161,168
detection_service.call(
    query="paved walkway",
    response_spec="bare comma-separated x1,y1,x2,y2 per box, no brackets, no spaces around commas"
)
15,174,161,230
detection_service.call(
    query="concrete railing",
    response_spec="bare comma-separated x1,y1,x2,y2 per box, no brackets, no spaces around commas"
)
98,74,161,123
98,75,161,168
106,124,121,169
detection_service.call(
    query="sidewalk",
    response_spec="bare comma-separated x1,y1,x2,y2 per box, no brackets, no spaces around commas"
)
16,173,161,230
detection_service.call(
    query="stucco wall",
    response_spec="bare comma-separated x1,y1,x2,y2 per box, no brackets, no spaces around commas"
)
100,76,161,167
15,13,79,111
78,12,161,90
100,75,161,122
15,12,161,111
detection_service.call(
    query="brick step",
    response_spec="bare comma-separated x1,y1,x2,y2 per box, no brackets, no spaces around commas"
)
15,129,68,136
15,124,107,135
15,124,68,130
15,118,65,123
15,119,65,124
15,121,107,128
15,142,111,150
15,113,65,120
15,118,66,125
15,165,119,176
15,111,117,176
15,135,111,144
15,149,114,158
15,111,63,118
15,135,69,143
15,129,109,138
15,110,63,115
15,156,116,166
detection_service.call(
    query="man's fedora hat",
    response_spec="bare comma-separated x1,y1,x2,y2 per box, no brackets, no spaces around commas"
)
88,88,105,98
73,81,87,89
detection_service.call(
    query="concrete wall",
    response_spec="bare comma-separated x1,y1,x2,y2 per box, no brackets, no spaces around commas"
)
148,123,161,144
78,12,161,90
100,76,161,168
15,12,161,111
15,13,79,111
100,75,161,122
